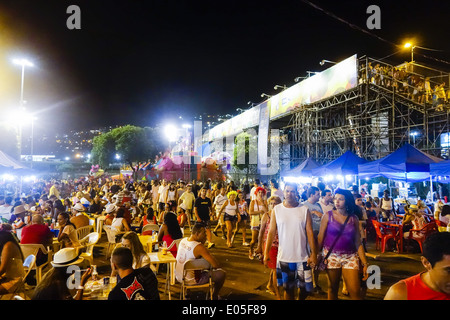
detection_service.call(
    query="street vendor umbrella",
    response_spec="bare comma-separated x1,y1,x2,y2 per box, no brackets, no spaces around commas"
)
358,143,443,183
312,150,367,177
281,157,320,177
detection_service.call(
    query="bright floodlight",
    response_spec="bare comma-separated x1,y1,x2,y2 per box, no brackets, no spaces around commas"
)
7,109,36,125
13,58,34,67
164,124,178,142
182,124,191,129
404,42,412,49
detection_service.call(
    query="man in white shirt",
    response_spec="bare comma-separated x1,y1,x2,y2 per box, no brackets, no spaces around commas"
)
175,222,226,300
178,184,196,229
0,196,13,221
157,179,169,215
212,186,228,239
264,182,317,300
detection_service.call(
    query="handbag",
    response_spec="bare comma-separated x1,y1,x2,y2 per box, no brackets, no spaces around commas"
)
316,214,350,271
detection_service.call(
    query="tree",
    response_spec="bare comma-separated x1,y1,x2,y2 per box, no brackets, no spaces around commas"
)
232,131,258,181
91,131,115,168
90,125,169,168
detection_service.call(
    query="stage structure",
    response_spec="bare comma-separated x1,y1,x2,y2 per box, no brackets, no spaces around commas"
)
204,54,450,178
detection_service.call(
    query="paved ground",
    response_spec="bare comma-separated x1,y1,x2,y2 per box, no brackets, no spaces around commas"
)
91,223,425,301
15,222,425,301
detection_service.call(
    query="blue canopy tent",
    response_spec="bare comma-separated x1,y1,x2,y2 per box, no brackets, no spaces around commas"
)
311,150,368,177
430,160,450,183
311,150,367,188
430,160,450,176
281,157,320,178
357,143,443,183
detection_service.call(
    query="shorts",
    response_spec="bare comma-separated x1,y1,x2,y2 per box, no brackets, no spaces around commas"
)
322,248,360,270
158,202,165,211
224,213,238,222
198,219,212,229
276,261,313,293
239,214,249,221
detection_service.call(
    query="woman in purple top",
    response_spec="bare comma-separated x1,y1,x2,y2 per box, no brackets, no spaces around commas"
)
317,189,369,300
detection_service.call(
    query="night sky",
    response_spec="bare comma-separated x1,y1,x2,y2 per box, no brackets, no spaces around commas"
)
0,0,448,134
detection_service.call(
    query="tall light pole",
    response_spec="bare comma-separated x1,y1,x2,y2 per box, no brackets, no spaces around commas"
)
12,58,34,107
12,58,34,158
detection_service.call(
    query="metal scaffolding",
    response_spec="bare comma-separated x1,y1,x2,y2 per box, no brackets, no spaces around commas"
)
281,56,450,167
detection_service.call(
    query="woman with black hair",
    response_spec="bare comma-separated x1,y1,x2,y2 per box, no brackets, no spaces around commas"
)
158,211,183,258
56,212,80,249
316,188,369,300
0,227,25,295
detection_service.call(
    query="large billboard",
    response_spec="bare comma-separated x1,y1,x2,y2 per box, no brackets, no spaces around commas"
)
208,104,261,140
269,54,358,120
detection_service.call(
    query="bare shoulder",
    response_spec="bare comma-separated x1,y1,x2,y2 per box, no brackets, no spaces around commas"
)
384,280,408,300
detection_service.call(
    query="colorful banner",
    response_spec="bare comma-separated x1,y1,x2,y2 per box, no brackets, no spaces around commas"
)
208,104,261,140
269,54,358,119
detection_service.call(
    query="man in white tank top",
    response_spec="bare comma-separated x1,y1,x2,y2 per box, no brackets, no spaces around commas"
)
264,182,317,300
175,223,226,299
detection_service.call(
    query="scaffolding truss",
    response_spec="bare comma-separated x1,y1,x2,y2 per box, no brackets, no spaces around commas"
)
282,56,450,167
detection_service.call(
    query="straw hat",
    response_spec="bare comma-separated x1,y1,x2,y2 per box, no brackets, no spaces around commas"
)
105,204,117,214
409,204,419,211
73,203,85,212
51,248,84,267
14,205,27,215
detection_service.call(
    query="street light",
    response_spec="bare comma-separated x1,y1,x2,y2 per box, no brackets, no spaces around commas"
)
403,42,442,63
261,93,271,99
273,85,287,90
319,59,336,66
306,71,319,77
410,131,419,146
294,76,307,82
6,109,36,162
12,58,34,107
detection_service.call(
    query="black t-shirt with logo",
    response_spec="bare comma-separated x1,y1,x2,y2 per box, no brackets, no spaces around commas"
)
194,197,212,222
108,267,160,300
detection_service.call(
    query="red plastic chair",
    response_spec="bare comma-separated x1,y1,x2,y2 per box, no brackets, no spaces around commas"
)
435,220,447,228
406,222,438,253
372,220,401,253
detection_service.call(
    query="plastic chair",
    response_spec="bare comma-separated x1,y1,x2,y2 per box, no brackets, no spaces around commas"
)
19,244,52,284
1,254,36,300
406,222,438,253
103,225,118,259
142,224,160,235
372,220,401,253
161,238,183,253
178,258,213,300
79,232,100,266
76,225,94,242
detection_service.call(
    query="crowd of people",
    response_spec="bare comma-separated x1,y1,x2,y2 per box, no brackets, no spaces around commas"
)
359,61,449,111
0,175,449,301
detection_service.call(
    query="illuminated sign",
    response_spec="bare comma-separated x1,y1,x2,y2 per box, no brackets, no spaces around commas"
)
269,54,358,119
